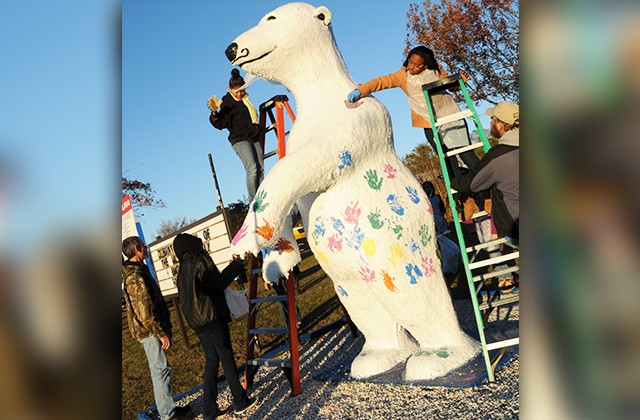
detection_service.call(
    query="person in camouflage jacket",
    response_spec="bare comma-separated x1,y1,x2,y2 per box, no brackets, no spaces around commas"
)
122,249,172,341
122,236,191,420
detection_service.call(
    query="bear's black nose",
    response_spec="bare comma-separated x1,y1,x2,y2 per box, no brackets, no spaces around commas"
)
225,43,237,62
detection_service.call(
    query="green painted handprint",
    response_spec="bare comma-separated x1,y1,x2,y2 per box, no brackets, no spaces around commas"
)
367,209,384,229
392,223,403,239
364,169,383,190
419,225,432,246
252,190,269,213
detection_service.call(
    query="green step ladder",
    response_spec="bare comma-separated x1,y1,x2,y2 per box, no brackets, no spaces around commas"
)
422,74,519,382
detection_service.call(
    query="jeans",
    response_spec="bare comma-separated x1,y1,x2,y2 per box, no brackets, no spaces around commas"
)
139,335,176,420
232,140,264,203
424,128,484,211
423,127,480,176
198,324,249,420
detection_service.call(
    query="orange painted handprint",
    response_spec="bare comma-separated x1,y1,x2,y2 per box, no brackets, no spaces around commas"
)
256,218,274,241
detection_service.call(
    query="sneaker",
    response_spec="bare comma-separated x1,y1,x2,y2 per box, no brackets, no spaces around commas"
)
234,397,258,415
213,408,227,418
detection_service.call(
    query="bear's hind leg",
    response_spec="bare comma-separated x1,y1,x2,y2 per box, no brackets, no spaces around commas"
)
335,281,418,379
403,331,481,381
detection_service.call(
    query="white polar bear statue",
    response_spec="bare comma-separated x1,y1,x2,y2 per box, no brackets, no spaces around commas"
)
227,2,480,381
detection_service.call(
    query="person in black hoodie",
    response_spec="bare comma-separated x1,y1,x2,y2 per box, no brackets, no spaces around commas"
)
209,69,264,203
172,233,257,419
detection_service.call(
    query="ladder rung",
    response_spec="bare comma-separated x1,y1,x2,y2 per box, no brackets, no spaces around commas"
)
486,337,519,351
265,123,277,132
471,211,489,219
250,327,289,335
252,295,287,303
247,358,292,368
473,265,519,282
435,109,474,127
479,293,519,310
468,251,519,270
422,74,462,93
264,150,278,159
445,142,484,157
466,237,508,253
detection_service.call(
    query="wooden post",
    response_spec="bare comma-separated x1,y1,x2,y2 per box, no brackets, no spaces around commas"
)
286,270,301,396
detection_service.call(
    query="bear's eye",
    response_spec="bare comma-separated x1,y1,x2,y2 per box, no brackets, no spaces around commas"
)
266,15,276,21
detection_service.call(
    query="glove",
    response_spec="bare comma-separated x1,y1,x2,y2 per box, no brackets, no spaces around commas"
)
208,95,222,111
346,89,361,103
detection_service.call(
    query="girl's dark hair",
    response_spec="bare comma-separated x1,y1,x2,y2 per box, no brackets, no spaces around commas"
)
403,46,439,72
421,180,435,197
229,68,245,88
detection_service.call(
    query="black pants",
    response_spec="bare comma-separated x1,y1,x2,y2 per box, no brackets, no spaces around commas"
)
423,126,480,177
197,324,249,419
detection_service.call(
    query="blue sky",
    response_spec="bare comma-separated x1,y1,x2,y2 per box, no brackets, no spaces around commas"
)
1,0,119,255
122,0,493,239
0,0,494,254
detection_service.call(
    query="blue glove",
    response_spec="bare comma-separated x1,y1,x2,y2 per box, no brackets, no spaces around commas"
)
347,89,361,103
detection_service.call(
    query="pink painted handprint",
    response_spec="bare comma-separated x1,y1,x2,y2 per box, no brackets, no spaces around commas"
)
359,266,376,283
343,201,361,225
232,224,248,246
383,163,397,179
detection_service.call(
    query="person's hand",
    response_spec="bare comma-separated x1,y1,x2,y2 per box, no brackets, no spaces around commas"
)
160,334,171,350
347,89,361,103
460,71,469,83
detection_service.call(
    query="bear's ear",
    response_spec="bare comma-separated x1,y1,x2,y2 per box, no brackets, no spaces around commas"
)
313,6,332,26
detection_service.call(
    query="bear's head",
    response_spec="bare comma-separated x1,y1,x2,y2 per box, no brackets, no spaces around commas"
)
225,3,349,87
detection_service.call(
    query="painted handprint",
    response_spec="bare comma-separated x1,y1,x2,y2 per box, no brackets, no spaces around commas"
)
364,169,383,190
232,224,248,246
406,186,420,204
406,264,418,285
383,164,397,179
367,209,385,230
256,218,274,241
345,226,365,250
275,237,294,253
387,194,404,216
359,266,376,283
421,256,436,277
392,223,403,239
314,216,326,237
338,150,352,170
328,234,343,252
382,270,397,292
419,225,432,247
252,190,269,213
331,217,345,235
343,201,361,225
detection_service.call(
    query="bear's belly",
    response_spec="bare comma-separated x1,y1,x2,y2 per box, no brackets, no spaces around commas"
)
305,160,441,291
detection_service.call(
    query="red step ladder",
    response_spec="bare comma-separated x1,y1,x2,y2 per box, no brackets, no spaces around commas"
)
244,95,301,395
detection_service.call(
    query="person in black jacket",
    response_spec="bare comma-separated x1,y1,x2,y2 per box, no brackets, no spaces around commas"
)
209,68,264,203
173,233,258,419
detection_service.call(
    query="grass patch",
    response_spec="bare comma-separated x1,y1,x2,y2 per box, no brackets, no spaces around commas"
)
122,249,344,419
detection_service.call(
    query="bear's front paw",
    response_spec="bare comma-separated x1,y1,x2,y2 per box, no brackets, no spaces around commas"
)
262,242,301,284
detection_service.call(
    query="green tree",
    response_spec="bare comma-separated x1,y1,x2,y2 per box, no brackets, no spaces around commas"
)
155,216,194,238
122,176,165,218
406,0,519,104
225,198,249,237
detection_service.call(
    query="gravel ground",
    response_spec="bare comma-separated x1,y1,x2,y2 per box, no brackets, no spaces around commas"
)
146,294,519,420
